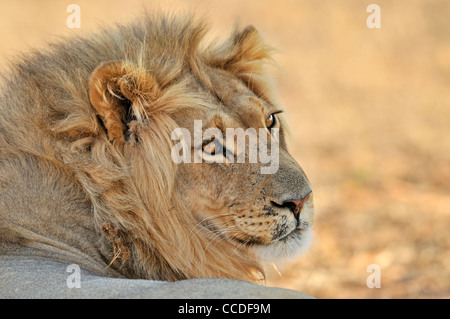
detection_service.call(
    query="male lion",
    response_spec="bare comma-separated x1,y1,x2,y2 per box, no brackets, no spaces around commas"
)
0,13,314,296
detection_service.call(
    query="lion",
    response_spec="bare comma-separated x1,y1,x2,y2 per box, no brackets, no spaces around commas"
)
0,13,314,285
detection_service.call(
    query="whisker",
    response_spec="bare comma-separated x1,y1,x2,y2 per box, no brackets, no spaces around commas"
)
188,213,234,239
202,221,238,252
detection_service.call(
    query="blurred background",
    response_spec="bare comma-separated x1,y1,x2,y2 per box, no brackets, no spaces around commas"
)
1,0,448,298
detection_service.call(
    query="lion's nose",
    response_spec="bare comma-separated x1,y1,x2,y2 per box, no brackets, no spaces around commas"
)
280,191,312,220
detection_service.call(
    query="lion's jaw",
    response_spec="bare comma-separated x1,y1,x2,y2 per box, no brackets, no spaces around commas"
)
191,189,315,265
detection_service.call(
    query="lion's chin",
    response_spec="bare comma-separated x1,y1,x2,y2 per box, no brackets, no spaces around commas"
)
250,229,314,264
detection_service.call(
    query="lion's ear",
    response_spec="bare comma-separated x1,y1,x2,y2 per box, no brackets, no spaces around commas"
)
206,26,274,97
88,61,160,143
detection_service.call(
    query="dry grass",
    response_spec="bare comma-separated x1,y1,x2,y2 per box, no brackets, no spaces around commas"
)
1,0,449,298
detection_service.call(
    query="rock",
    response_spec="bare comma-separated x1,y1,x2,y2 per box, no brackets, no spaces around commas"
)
0,255,314,299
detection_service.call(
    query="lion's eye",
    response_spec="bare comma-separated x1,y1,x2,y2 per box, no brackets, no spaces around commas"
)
265,114,277,129
202,141,216,155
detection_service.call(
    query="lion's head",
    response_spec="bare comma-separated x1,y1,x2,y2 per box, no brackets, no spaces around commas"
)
0,14,314,283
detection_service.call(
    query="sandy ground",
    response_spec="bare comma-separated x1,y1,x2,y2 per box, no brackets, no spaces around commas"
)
1,0,449,298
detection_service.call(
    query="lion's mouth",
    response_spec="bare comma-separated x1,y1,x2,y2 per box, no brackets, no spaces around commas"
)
199,215,312,263
199,210,311,249
230,223,310,247
231,236,263,246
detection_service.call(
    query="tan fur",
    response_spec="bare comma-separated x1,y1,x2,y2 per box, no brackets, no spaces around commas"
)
0,13,314,283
